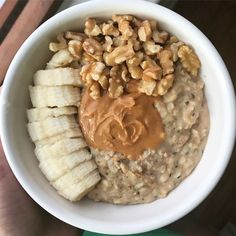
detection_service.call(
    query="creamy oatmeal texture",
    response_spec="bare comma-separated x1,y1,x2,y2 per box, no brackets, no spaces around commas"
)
27,14,209,204
88,65,209,204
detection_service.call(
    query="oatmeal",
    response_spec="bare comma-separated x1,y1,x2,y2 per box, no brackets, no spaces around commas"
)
88,65,209,204
27,14,209,204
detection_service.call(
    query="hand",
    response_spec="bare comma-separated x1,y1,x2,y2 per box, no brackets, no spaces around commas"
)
0,141,80,236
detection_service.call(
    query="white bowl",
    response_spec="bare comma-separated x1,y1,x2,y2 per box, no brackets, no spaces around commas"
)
0,0,235,234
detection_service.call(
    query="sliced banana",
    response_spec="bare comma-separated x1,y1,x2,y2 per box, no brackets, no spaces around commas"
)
35,128,82,147
29,85,81,108
58,170,101,201
35,137,87,160
34,68,83,87
52,160,97,190
27,107,78,122
39,148,92,181
28,115,78,141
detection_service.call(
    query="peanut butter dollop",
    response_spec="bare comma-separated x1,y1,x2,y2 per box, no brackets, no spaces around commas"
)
79,88,165,159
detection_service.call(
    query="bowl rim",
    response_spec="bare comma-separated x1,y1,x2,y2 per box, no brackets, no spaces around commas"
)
0,0,236,234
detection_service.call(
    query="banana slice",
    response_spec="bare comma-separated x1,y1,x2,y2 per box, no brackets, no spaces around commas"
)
35,128,82,147
27,107,78,122
35,137,87,160
28,115,78,141
34,68,83,87
29,85,81,108
52,160,97,190
58,170,101,201
39,148,92,181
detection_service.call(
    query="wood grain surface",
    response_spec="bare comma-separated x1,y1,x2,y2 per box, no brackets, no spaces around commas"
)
0,0,55,85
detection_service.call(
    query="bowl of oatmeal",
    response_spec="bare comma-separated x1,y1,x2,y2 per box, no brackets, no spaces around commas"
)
0,0,235,234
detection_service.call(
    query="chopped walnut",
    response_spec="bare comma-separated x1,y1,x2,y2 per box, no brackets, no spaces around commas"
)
90,62,105,81
65,31,86,41
80,62,105,86
138,79,156,96
159,49,174,75
153,74,174,96
82,38,103,61
127,65,143,80
98,75,109,89
169,41,184,62
81,52,96,65
113,35,126,47
112,14,133,23
104,42,135,66
103,36,113,52
153,31,169,44
138,20,152,42
142,65,162,81
178,45,200,76
90,82,101,100
149,20,157,31
129,33,141,51
49,33,67,52
118,19,133,39
141,59,157,70
101,22,120,37
68,40,83,58
143,41,162,55
121,64,130,82
108,78,124,98
84,18,102,36
110,64,130,82
46,49,74,69
126,52,143,66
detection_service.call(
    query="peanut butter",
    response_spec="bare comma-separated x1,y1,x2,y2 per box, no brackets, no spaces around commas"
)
79,88,165,159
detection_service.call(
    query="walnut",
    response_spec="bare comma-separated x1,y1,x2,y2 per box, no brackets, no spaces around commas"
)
103,36,113,52
149,20,157,31
65,31,86,41
167,36,179,44
68,40,83,58
98,75,109,89
90,62,105,81
104,42,135,66
138,79,156,96
129,33,141,51
113,36,126,47
141,59,157,70
138,20,152,42
118,19,133,39
101,22,120,37
143,41,162,55
46,49,74,69
110,64,130,82
178,45,200,76
84,18,102,36
153,31,169,44
89,82,101,100
126,52,143,66
127,65,143,80
142,65,162,81
81,52,96,65
80,62,105,85
82,38,103,61
108,78,124,98
159,49,174,75
49,33,67,52
153,74,174,96
112,14,133,23
121,64,130,82
169,41,184,62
